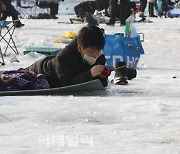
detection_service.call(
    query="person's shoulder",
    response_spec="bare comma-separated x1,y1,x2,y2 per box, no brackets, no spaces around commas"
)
56,38,78,58
65,37,77,51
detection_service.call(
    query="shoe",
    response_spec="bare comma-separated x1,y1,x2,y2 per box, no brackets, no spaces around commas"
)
120,21,126,26
16,23,25,28
15,21,25,28
51,16,58,19
157,12,163,17
149,14,158,17
137,17,146,23
139,14,147,18
139,12,147,18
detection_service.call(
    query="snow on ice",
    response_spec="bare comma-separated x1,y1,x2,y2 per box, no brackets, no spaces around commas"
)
0,2,180,154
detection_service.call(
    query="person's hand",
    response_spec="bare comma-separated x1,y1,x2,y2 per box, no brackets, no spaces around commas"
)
101,66,111,77
1,4,6,11
91,65,105,78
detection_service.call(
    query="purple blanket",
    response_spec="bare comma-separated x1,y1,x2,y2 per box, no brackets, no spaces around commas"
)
0,70,49,91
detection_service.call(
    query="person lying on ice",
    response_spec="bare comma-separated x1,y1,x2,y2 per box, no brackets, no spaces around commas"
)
25,25,137,88
0,25,137,91
25,25,109,88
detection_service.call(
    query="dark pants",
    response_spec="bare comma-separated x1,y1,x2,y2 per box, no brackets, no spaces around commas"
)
108,0,118,24
109,2,136,20
47,2,59,17
38,2,59,17
119,0,129,25
109,0,129,25
140,0,147,12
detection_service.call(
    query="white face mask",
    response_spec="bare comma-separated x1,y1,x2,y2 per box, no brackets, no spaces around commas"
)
83,54,97,65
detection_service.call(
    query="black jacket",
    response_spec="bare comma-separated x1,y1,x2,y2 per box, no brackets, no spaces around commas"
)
74,1,96,17
26,38,108,88
0,0,12,7
0,0,20,20
95,0,110,11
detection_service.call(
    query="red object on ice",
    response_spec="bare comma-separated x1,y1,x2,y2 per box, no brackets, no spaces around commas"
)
102,66,111,77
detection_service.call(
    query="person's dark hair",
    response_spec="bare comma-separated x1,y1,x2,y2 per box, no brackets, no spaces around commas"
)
77,25,105,50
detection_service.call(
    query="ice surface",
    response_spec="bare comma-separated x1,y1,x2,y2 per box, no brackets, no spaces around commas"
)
0,7,180,154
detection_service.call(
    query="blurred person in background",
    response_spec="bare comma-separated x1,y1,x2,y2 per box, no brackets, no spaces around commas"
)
36,0,64,19
0,0,24,28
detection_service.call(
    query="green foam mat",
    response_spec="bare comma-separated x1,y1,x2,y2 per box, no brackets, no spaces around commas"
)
24,47,62,55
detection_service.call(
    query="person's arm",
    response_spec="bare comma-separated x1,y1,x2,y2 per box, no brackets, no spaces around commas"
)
93,54,108,87
53,50,108,87
53,54,94,86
